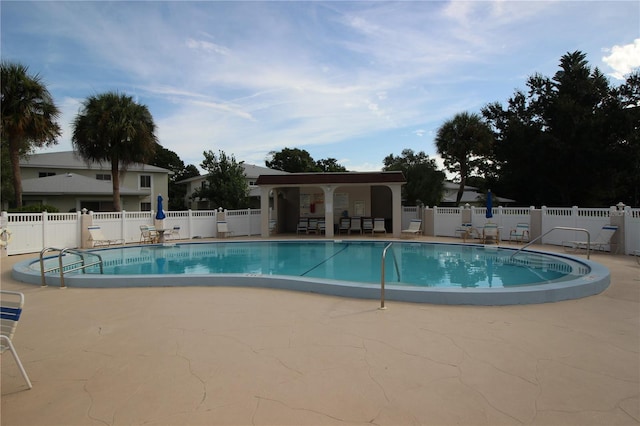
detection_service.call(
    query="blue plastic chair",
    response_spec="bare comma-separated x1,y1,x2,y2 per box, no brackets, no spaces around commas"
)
1,290,32,389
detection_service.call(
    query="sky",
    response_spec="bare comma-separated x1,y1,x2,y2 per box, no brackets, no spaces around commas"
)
2,1,639,173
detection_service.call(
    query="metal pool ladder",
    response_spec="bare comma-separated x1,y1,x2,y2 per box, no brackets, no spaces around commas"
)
380,242,400,309
511,227,591,260
40,247,104,288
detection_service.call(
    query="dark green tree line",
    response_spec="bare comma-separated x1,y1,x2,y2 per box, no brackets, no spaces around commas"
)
266,147,347,172
482,51,640,206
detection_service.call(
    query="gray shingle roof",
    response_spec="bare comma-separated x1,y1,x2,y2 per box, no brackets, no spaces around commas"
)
22,173,142,195
20,151,171,173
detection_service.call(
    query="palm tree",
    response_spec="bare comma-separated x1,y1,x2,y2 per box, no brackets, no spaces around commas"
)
1,62,61,208
72,92,158,211
435,112,493,204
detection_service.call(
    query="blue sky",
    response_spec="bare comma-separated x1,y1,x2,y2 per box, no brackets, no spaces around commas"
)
2,1,639,173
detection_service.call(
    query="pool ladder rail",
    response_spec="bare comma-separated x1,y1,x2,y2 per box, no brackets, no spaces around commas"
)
380,242,400,310
511,227,591,260
40,247,104,288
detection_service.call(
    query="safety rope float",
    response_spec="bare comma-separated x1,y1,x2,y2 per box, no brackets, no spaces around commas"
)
0,228,12,246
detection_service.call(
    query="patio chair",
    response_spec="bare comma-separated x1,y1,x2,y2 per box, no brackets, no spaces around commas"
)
318,220,326,234
402,219,422,237
509,223,530,243
217,221,231,238
140,225,158,244
296,218,308,235
373,218,386,235
269,220,277,235
481,223,500,244
1,290,32,389
88,226,124,247
339,217,351,234
362,218,374,234
455,223,477,242
349,217,362,234
307,218,319,234
565,225,618,252
168,226,181,240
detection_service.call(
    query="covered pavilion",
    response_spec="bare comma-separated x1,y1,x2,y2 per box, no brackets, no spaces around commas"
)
256,171,406,238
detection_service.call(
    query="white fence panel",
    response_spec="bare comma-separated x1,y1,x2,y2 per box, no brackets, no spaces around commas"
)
6,213,45,255
625,208,640,255
401,206,419,230
3,205,639,256
190,210,217,239
44,212,80,248
434,207,461,237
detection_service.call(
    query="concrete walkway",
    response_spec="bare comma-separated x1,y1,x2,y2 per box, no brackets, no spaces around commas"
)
1,240,639,425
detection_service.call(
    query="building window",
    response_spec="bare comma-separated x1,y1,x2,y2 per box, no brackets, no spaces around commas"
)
38,172,55,178
249,180,256,186
96,174,111,181
140,202,151,211
140,175,151,188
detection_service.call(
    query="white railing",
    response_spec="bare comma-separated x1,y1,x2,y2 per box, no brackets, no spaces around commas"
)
2,205,639,256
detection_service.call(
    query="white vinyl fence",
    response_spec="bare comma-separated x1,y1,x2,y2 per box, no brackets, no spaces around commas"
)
2,205,639,256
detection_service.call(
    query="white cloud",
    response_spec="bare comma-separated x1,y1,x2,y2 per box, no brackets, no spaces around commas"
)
603,39,640,80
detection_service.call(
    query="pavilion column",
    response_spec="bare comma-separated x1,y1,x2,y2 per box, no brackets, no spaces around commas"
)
322,185,335,238
260,186,272,237
391,184,403,237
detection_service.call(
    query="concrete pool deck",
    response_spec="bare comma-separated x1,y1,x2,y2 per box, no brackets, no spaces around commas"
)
1,237,639,425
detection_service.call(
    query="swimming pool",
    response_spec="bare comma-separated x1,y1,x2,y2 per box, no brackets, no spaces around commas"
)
13,240,610,305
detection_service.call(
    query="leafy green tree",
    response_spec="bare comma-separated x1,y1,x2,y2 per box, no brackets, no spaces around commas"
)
605,71,640,206
72,92,158,211
266,148,320,172
150,145,200,210
383,149,445,206
435,112,493,204
316,157,347,172
193,150,248,209
482,51,635,206
1,62,61,208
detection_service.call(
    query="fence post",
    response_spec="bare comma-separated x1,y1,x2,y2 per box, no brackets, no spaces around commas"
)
187,209,193,239
121,210,127,243
247,208,251,236
42,211,49,248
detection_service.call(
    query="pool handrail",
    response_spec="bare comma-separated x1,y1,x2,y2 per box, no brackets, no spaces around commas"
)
40,247,104,288
380,242,400,309
511,227,591,259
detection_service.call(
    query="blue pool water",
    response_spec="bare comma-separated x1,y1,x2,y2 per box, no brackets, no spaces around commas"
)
14,240,610,305
91,241,582,288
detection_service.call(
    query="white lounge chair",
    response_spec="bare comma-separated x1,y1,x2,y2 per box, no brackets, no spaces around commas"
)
362,218,374,234
509,223,530,243
296,218,308,235
307,218,319,234
349,217,362,234
168,226,181,240
565,225,618,252
373,218,386,235
481,223,500,244
88,226,124,247
217,221,231,238
339,217,351,234
1,290,32,389
318,220,326,234
402,219,422,237
139,225,158,244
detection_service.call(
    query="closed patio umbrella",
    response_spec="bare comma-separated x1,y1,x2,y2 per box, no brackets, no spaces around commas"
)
156,194,166,220
486,189,493,219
